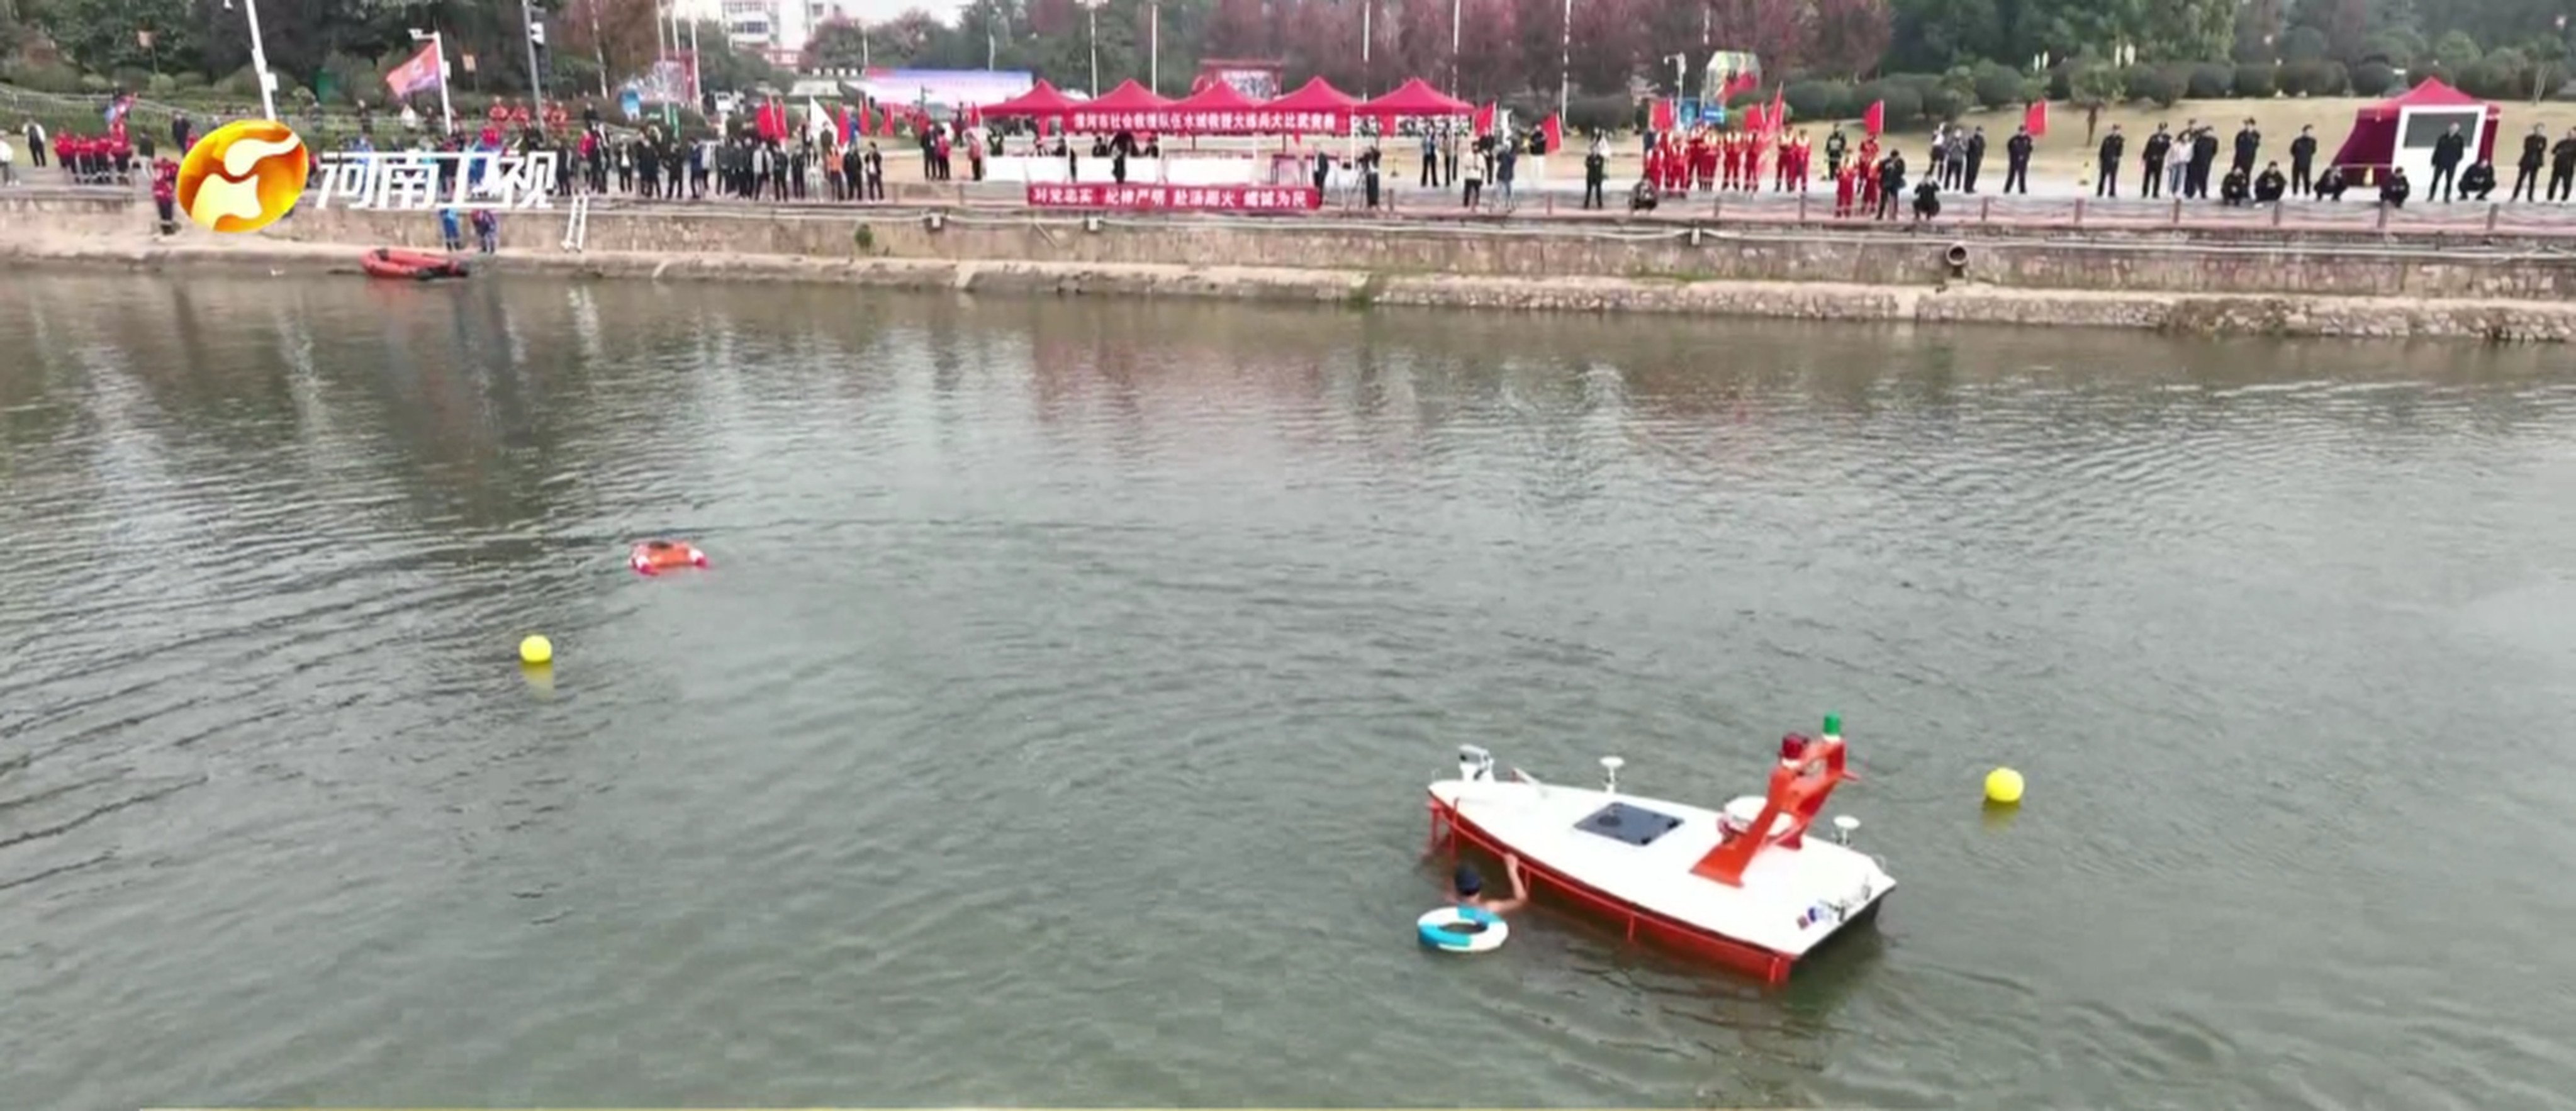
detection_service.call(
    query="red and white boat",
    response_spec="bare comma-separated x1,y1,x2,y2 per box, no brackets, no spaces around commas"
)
1424,718,1893,985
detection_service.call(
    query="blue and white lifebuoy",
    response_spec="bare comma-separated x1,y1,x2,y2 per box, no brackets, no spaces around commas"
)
1416,905,1508,953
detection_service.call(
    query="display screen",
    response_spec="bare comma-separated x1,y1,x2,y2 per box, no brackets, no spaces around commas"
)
2400,109,2480,148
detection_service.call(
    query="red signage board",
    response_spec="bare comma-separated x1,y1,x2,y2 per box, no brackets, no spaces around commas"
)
1062,108,1348,135
1025,184,1323,211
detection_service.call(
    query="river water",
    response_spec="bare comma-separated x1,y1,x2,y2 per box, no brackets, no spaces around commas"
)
4,272,2573,1110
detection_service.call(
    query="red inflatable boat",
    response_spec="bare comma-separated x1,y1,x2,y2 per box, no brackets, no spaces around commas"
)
361,248,470,281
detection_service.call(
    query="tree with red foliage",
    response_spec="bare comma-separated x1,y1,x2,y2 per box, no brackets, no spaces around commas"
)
1705,0,1812,74
1806,0,1892,79
1567,0,1644,96
1203,0,1274,58
1278,0,1367,94
1455,0,1520,99
1394,0,1457,90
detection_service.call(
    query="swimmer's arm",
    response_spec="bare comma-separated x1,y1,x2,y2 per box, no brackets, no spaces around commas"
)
1483,855,1531,915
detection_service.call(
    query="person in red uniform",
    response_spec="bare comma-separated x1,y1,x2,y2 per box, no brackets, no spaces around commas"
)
1858,152,1881,215
1834,158,1857,216
1791,130,1813,192
1642,142,1664,196
149,157,179,233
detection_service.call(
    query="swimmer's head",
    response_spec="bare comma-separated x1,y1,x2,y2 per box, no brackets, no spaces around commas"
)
1454,864,1483,898
647,540,671,550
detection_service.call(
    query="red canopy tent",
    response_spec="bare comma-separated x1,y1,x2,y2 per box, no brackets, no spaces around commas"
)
1353,77,1473,119
1267,77,1360,114
1065,79,1176,131
2326,77,2501,184
981,79,1081,119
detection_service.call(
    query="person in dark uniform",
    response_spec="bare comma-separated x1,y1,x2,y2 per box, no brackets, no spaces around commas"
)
2314,164,2347,201
2458,159,2495,201
2380,166,2412,208
2428,122,2466,202
2254,161,2287,204
1876,149,1907,220
1362,145,1381,208
2231,118,2260,179
2219,164,2249,206
1912,175,1940,221
2141,123,2171,198
2512,124,2546,203
2003,124,2032,194
2188,125,2220,199
1962,125,1986,193
2552,128,2576,202
2095,124,2124,197
1823,126,1847,176
1582,137,1606,209
2288,125,2318,196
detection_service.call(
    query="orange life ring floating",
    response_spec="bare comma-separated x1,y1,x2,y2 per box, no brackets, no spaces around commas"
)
630,540,709,575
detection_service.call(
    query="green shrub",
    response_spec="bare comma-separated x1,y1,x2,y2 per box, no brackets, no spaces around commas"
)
2431,30,2482,75
2350,60,2400,96
2361,30,2424,69
1564,94,1628,136
1784,79,1854,121
215,65,264,98
2186,62,2233,98
2458,53,2531,101
1858,81,1923,129
2277,60,2346,97
79,73,113,92
2125,65,2183,107
2234,64,2277,98
1971,62,2027,109
3,58,86,94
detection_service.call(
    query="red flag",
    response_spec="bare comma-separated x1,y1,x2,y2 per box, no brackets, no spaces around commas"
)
1741,104,1764,134
384,41,442,99
882,108,899,138
2023,100,2048,138
1472,102,1496,134
1767,86,1786,137
1540,113,1562,154
1862,99,1884,137
1650,98,1676,133
856,99,873,135
966,103,983,128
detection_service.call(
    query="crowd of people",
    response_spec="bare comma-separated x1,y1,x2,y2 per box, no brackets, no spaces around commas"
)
2090,115,2576,208
25,89,2576,228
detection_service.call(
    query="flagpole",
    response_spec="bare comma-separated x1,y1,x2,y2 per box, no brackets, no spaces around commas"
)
238,0,279,121
410,30,455,135
1558,0,1570,115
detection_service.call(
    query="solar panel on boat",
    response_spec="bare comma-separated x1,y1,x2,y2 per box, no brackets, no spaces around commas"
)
1574,801,1684,847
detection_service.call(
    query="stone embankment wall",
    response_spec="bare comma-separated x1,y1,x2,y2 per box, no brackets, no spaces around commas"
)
11,192,2576,341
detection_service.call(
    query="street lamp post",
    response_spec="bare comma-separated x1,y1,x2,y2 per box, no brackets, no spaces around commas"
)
408,28,456,135
1151,2,1160,95
519,0,547,110
1085,0,1100,96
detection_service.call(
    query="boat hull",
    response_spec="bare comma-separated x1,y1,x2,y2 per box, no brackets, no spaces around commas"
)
361,248,469,281
1427,786,1891,985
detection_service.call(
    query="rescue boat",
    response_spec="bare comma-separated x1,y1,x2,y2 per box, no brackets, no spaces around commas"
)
1424,718,1893,985
360,248,470,281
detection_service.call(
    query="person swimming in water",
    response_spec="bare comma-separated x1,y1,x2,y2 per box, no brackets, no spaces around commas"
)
1455,854,1530,916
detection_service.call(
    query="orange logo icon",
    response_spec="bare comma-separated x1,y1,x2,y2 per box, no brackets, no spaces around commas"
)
174,120,311,233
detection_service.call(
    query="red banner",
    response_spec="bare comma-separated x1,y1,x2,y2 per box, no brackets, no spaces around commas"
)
1026,184,1323,211
1062,108,1348,135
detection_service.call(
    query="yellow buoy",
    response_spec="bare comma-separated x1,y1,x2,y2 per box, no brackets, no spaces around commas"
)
519,635,554,666
1985,766,2024,805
